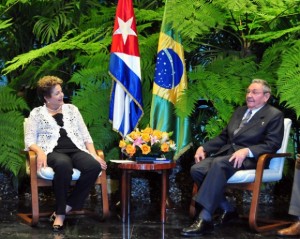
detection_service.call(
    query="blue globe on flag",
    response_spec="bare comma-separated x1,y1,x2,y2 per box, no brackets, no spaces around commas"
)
154,48,183,89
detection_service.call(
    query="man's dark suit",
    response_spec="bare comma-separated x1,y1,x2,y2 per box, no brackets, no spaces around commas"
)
191,104,284,214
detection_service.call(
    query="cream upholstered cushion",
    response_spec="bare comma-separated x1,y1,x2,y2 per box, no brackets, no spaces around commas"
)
37,167,102,180
37,167,81,180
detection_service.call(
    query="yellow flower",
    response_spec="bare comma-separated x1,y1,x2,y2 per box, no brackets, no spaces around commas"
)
119,127,175,158
169,140,176,150
161,132,169,139
152,130,162,139
142,127,153,134
125,144,136,156
161,132,169,142
140,144,151,155
119,140,126,148
141,133,151,142
161,142,170,152
129,131,140,140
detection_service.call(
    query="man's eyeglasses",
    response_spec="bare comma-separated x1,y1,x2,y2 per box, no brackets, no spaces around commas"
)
246,90,270,95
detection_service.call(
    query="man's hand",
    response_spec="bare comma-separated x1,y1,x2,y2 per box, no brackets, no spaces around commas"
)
229,148,249,168
194,146,206,163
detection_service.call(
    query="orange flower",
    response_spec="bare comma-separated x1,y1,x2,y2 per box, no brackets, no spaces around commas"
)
152,130,162,139
125,144,136,156
161,142,169,152
119,140,126,148
140,144,151,155
141,133,151,142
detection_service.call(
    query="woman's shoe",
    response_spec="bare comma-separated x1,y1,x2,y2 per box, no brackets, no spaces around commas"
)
49,212,56,222
52,224,64,232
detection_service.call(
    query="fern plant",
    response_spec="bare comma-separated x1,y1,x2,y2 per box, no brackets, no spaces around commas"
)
170,0,300,140
2,0,300,161
276,41,300,118
0,87,29,176
69,50,121,160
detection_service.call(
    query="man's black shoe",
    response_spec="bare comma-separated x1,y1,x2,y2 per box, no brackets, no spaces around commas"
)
181,219,214,237
214,210,239,226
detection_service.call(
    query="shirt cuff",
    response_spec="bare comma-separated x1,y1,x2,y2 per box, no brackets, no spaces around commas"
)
248,148,254,158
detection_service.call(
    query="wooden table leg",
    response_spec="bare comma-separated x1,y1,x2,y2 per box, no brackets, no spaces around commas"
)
161,169,168,223
127,172,131,216
121,170,128,223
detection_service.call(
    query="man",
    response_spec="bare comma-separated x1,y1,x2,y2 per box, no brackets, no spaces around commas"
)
181,79,284,237
277,156,300,237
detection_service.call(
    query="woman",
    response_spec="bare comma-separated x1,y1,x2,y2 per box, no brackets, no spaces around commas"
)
24,75,107,232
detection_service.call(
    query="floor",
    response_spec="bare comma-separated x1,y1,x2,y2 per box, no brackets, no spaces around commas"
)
0,191,296,239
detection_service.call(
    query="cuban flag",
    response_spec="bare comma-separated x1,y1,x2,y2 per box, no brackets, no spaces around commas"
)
109,0,143,137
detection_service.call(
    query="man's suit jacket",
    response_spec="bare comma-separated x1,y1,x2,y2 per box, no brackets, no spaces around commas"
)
202,104,284,162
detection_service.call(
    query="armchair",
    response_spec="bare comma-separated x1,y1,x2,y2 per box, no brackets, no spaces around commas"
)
18,149,110,226
190,118,292,232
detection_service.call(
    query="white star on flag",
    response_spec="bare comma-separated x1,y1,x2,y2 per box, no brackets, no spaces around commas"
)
113,17,137,44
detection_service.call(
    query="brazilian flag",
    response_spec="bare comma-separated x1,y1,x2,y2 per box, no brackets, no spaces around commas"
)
150,1,192,160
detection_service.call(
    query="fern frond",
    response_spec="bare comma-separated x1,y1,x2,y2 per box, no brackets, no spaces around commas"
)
3,28,109,74
0,111,25,176
277,41,300,118
70,80,120,158
71,82,110,126
33,1,80,44
177,55,257,118
166,0,226,41
247,25,300,42
0,18,13,30
205,117,226,139
88,121,120,152
0,87,29,112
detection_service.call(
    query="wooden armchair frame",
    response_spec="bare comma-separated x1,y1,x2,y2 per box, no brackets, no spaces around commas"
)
18,149,110,226
190,118,292,232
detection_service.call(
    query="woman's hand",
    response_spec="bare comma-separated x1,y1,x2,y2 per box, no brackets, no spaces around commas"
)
85,143,107,170
36,150,47,170
95,155,107,170
29,144,47,170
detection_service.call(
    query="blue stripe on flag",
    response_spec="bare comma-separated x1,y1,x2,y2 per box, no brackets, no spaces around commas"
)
109,54,142,101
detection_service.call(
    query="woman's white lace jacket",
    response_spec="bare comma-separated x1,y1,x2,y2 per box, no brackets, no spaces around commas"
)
24,104,93,155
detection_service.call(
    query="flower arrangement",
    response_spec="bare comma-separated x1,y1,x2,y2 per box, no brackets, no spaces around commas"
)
119,127,176,158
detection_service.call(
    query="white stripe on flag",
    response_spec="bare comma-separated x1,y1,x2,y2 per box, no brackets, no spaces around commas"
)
113,82,131,136
115,52,141,79
113,83,124,130
124,94,131,135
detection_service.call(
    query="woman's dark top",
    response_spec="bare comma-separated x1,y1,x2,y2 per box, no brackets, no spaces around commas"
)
52,113,79,153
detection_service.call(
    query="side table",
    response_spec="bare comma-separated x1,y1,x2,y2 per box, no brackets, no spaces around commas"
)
118,162,176,223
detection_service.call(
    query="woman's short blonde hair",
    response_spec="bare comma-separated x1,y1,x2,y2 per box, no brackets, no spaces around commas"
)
37,76,63,102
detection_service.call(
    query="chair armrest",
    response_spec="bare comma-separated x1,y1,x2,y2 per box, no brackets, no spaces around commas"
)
21,150,39,181
96,149,105,160
28,151,38,169
256,153,291,170
255,152,291,183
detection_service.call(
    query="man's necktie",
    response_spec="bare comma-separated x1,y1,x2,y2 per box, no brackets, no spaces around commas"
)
234,110,252,135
